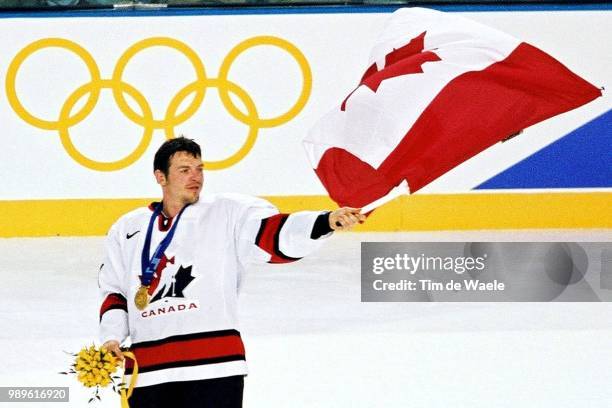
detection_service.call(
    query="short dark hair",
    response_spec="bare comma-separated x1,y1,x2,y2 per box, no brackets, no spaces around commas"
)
154,136,201,176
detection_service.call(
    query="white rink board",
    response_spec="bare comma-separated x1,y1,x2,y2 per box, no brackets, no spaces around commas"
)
0,10,609,200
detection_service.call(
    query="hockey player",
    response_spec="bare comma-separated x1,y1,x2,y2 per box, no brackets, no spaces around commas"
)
98,137,364,407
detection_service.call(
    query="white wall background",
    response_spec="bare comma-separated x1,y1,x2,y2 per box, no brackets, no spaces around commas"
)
0,10,609,200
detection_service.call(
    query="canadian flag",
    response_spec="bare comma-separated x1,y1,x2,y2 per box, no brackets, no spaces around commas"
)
303,8,602,208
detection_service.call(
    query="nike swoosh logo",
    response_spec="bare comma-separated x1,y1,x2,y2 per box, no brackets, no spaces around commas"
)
126,231,140,239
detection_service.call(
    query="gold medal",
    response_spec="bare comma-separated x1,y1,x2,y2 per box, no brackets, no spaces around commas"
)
134,285,150,310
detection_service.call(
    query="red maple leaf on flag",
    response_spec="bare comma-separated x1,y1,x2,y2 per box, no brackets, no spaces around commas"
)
341,32,440,111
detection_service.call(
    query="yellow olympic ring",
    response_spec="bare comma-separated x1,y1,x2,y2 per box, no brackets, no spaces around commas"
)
165,78,259,171
5,35,312,171
6,38,102,131
218,36,312,129
59,80,154,172
112,37,208,130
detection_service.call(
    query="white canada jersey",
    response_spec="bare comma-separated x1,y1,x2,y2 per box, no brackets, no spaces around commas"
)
98,193,332,387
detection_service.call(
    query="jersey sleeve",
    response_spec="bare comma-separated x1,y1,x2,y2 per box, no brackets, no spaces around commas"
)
234,196,334,265
98,224,129,345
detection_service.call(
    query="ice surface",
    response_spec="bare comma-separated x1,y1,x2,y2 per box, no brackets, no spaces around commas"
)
1,230,611,407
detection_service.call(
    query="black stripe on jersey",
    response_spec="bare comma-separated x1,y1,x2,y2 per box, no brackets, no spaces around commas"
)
131,329,241,349
311,212,333,239
254,217,268,248
99,304,128,322
273,216,302,262
99,293,128,322
125,355,246,375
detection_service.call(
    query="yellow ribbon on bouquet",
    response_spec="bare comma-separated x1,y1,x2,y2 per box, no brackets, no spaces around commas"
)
120,352,138,408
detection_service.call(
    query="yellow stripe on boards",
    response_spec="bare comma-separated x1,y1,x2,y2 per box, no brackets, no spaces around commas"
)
0,199,151,237
0,192,610,237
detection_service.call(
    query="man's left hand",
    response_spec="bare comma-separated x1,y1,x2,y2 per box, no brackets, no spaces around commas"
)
329,207,366,231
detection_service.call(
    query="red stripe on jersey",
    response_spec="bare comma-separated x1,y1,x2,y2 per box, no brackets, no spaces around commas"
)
255,214,301,264
255,214,284,257
125,331,245,373
99,293,127,321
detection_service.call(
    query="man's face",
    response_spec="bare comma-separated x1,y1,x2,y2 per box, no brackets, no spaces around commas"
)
157,151,204,205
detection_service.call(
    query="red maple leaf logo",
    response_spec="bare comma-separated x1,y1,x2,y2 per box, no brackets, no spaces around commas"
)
341,32,441,111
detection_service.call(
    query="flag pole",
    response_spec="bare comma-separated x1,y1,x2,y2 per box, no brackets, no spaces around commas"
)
361,180,409,214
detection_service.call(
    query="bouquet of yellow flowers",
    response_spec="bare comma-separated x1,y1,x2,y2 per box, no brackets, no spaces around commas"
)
61,344,138,406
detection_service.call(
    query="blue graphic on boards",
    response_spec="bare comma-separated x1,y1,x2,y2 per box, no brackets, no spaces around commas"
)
477,109,611,189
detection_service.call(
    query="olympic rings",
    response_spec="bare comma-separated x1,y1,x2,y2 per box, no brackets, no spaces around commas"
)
112,37,208,131
6,38,102,131
218,36,311,129
5,36,312,171
59,80,154,171
165,78,259,171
